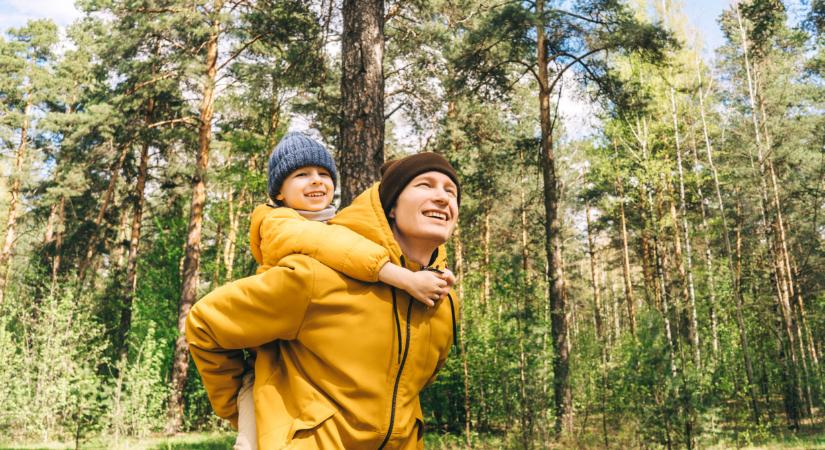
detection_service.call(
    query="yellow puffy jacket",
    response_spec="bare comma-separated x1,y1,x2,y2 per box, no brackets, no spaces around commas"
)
186,183,458,449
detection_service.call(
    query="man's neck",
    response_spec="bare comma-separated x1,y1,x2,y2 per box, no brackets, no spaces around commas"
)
391,226,437,267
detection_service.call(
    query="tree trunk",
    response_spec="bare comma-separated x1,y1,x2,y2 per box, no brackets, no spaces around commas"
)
647,184,676,376
167,3,221,432
482,210,491,310
223,190,243,281
690,139,719,359
585,200,603,340
756,86,814,418
338,0,384,207
50,196,66,291
536,0,571,435
668,88,700,366
697,63,760,422
118,101,152,361
113,205,130,270
616,177,636,335
453,221,471,448
518,149,532,448
78,140,130,281
0,97,32,305
735,5,802,427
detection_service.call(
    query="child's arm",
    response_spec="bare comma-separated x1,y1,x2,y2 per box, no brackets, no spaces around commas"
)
258,207,390,282
257,207,455,304
378,264,454,307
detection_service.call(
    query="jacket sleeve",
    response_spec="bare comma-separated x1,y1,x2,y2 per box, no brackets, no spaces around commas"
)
185,254,316,426
261,211,390,282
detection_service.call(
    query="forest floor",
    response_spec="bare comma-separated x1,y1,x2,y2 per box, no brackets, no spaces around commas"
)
2,431,825,449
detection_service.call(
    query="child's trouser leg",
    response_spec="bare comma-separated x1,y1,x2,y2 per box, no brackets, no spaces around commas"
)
234,372,257,450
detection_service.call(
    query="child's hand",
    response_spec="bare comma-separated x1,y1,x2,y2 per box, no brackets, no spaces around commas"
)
439,268,456,289
404,270,450,307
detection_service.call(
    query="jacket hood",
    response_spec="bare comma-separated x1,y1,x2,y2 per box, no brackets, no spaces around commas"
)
329,182,449,270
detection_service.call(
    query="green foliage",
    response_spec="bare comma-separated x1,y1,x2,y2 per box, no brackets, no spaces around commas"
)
0,275,107,444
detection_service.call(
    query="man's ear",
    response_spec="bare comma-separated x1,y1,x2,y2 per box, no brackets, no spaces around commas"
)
276,192,285,201
389,207,396,219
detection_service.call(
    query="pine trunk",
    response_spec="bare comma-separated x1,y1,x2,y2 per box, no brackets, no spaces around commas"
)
697,64,760,422
482,210,491,310
616,177,636,335
735,5,802,426
691,141,719,358
118,110,151,361
338,0,384,207
648,185,677,376
536,0,571,434
167,4,221,432
223,190,243,282
454,221,471,448
586,200,603,339
518,155,532,448
78,140,130,280
0,97,32,304
52,196,66,289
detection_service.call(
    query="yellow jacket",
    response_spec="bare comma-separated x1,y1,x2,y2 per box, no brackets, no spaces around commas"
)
187,183,458,449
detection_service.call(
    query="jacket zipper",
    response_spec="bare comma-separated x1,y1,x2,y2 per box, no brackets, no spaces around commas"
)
378,258,414,449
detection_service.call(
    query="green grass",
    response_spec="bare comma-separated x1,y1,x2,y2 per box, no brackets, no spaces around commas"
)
3,431,824,449
0,433,234,450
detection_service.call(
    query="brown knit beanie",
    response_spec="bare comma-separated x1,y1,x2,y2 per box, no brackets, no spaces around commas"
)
379,152,461,216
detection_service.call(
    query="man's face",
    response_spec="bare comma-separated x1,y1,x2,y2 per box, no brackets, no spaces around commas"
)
390,171,459,246
276,166,335,211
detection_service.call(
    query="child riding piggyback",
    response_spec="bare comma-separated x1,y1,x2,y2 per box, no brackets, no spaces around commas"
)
233,132,455,450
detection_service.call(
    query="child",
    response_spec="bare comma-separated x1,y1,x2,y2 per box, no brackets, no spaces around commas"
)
233,132,454,450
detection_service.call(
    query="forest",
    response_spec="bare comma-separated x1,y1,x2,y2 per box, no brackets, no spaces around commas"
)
0,0,823,448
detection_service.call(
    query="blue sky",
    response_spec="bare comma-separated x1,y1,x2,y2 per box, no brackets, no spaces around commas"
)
0,0,733,54
683,0,727,55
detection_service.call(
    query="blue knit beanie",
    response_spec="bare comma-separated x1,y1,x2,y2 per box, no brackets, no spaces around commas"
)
267,132,338,203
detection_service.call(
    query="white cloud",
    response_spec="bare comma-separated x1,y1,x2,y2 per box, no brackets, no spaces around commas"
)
0,0,81,32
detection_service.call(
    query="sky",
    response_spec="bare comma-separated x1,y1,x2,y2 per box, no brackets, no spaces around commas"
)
0,0,82,32
0,0,732,53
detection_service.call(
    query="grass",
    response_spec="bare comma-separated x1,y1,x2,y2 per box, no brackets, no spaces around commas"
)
0,433,235,450
2,430,824,449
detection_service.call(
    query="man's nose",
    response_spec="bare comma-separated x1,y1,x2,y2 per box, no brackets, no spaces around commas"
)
432,187,449,203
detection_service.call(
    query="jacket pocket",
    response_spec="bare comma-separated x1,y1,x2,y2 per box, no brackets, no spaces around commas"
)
414,404,425,442
286,399,337,443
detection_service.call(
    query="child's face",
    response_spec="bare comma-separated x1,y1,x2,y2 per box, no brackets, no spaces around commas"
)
276,166,335,211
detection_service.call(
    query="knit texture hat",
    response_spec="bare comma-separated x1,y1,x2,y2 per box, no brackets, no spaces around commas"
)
268,132,338,202
379,152,461,216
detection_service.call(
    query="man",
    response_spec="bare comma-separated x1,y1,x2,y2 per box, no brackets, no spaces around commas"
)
186,152,461,449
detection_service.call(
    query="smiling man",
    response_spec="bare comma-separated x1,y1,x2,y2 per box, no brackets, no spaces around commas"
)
187,152,461,449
